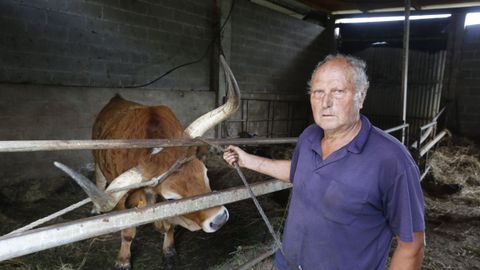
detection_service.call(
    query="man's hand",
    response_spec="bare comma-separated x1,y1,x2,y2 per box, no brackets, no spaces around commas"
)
389,231,425,270
223,145,249,168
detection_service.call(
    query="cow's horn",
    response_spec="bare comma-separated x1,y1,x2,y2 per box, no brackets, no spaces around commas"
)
100,167,144,212
54,161,111,211
54,162,144,213
184,55,240,138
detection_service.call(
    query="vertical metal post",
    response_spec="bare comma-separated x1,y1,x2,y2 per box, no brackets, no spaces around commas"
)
245,99,249,134
401,0,411,144
270,101,275,137
212,0,221,138
266,100,272,137
215,0,233,138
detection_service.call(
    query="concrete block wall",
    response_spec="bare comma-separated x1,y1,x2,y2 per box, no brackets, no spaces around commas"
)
0,0,213,89
231,0,330,94
456,24,480,138
0,0,333,201
225,0,331,137
0,0,216,201
0,85,215,202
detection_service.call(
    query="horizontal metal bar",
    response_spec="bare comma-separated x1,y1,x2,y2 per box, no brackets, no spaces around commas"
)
420,120,437,131
227,118,305,123
419,130,448,157
0,179,291,262
0,123,411,153
420,166,431,182
433,106,446,121
0,137,298,153
340,36,447,42
384,124,409,134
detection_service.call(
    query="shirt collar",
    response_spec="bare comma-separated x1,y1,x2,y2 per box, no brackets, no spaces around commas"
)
306,114,372,155
347,114,372,154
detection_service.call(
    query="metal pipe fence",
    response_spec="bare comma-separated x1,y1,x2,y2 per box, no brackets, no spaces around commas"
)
0,180,291,261
0,123,442,263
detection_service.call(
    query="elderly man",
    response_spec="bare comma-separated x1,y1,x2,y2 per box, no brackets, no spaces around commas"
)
223,54,425,270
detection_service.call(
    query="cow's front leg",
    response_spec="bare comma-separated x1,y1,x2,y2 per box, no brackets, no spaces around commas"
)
115,190,147,269
115,227,136,270
154,221,176,270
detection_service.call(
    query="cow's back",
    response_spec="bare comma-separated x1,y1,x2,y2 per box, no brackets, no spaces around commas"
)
93,95,186,182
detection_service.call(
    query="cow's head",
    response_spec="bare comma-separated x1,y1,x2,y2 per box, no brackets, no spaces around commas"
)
93,55,239,233
140,147,228,232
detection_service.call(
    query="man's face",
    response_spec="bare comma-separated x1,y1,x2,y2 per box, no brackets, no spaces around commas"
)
309,59,364,134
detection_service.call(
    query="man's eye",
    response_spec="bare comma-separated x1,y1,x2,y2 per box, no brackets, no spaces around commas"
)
311,90,324,97
333,89,345,96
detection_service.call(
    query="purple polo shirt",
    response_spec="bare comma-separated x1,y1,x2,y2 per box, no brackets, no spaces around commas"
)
275,115,425,270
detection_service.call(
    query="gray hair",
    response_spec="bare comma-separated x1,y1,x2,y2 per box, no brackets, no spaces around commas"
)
308,54,369,104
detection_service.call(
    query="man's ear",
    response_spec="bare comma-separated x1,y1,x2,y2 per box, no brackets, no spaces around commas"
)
359,90,367,109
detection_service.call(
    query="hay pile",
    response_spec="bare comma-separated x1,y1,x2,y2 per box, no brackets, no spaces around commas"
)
427,137,480,205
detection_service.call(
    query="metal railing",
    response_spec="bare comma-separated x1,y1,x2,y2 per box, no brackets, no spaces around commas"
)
411,107,449,180
0,136,296,262
0,118,447,262
222,97,309,138
0,180,291,261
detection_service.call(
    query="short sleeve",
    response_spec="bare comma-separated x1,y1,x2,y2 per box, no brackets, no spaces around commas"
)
383,164,425,242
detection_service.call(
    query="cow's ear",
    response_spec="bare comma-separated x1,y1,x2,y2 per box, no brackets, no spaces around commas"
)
196,145,210,162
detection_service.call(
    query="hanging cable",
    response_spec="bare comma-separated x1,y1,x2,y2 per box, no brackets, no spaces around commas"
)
4,1,235,89
123,0,235,88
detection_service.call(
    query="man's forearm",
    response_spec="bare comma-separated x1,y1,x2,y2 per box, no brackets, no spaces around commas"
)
389,233,425,270
243,154,291,182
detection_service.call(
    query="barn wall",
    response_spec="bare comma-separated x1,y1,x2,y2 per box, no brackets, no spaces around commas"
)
353,47,446,141
0,0,213,89
0,85,215,202
231,0,330,94
0,0,216,202
225,0,332,137
0,0,333,202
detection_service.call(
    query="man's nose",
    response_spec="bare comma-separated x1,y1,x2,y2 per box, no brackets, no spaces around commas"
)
321,93,333,108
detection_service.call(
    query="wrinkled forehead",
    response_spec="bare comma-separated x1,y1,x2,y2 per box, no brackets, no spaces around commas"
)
312,60,355,89
161,159,210,197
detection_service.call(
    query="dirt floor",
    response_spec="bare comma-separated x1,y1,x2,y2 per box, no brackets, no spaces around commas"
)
0,141,479,270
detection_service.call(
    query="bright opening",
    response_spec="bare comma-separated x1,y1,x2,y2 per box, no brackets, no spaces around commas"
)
335,14,451,24
334,27,340,39
465,12,480,27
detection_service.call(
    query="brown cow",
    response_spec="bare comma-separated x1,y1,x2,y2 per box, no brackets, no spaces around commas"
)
90,56,239,269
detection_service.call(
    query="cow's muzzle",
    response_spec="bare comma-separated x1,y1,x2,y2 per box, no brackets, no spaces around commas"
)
202,206,229,233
